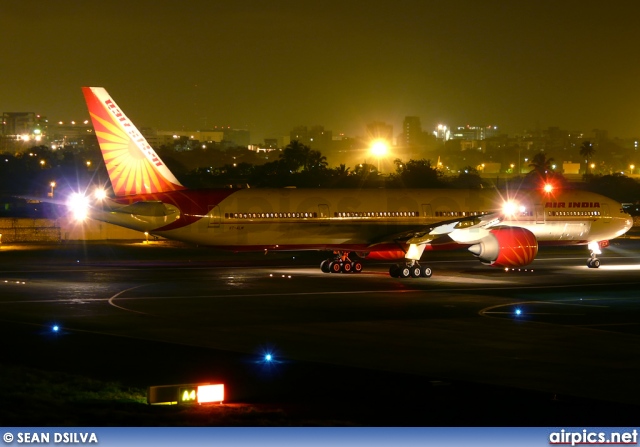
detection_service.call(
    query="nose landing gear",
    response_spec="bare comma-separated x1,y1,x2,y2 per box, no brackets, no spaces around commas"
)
587,252,601,268
587,241,602,269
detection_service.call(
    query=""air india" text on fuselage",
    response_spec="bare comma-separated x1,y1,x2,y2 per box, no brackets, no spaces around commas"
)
545,202,601,208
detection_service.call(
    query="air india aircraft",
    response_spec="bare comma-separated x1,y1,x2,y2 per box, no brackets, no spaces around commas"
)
72,87,633,278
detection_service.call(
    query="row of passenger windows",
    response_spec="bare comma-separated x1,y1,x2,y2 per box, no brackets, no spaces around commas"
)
548,211,602,216
223,211,421,219
225,212,318,219
334,211,419,218
222,210,600,220
223,210,603,220
435,211,490,217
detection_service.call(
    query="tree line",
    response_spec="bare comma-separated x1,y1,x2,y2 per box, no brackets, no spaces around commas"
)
1,140,640,206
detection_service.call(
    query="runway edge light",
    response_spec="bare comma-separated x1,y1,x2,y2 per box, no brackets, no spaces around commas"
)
147,383,224,405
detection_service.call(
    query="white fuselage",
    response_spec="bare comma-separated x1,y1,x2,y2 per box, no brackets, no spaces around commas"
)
89,188,633,252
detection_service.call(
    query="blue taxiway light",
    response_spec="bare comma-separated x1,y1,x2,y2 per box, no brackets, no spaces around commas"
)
52,325,60,332
515,308,522,316
264,354,273,362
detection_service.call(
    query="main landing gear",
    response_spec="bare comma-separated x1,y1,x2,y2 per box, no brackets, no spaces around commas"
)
320,251,363,274
389,261,433,278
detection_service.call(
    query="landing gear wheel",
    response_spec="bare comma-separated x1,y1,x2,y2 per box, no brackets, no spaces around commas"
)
342,262,352,273
587,258,601,268
320,260,331,273
410,265,422,278
389,264,400,278
352,261,363,273
329,261,342,273
398,266,411,278
421,266,433,278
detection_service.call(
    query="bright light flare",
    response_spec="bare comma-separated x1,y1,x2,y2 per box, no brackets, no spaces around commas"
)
94,188,107,200
370,140,388,157
588,241,602,255
67,193,90,221
543,183,554,193
515,308,522,316
502,200,518,216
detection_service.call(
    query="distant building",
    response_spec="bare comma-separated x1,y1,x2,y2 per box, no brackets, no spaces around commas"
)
263,138,280,149
366,121,393,144
2,112,39,137
563,162,581,175
153,128,249,149
451,125,501,140
289,125,332,151
49,120,94,149
1,112,49,151
222,128,250,148
401,116,422,147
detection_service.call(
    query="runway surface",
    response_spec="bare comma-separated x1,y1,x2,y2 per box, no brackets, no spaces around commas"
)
1,237,640,425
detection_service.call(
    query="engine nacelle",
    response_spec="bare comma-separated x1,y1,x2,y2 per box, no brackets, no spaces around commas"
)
468,227,538,267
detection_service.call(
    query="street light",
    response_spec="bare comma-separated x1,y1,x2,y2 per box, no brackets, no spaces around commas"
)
630,164,635,175
370,139,388,173
49,181,56,198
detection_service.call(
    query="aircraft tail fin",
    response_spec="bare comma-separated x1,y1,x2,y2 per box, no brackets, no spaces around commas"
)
82,87,185,197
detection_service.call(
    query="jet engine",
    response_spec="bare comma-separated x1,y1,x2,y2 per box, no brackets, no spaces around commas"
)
468,227,538,267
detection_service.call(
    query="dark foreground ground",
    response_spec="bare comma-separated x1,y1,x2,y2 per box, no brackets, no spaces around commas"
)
3,319,639,427
2,241,640,426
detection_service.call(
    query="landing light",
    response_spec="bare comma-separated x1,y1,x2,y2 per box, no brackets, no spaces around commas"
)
543,183,553,193
588,241,602,255
502,200,518,216
67,193,90,221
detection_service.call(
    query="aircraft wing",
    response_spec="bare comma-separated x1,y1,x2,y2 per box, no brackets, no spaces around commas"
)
367,212,503,248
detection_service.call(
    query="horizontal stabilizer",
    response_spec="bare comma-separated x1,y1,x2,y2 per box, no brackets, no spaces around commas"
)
115,201,177,217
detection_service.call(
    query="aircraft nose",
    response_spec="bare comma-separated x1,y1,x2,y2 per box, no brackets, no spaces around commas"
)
625,216,634,232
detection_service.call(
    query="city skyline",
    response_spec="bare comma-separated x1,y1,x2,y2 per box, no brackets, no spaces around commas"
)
2,0,639,144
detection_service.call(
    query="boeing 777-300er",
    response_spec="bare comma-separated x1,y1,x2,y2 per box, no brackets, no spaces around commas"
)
71,87,633,278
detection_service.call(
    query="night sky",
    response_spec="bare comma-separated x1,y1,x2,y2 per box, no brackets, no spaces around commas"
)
2,0,639,143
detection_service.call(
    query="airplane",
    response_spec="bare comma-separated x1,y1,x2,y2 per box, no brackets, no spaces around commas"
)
70,86,633,278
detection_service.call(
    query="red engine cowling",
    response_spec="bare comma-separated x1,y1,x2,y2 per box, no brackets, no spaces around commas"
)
468,227,538,267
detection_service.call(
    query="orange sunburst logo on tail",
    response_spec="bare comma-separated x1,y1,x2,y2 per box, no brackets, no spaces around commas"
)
82,87,185,197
